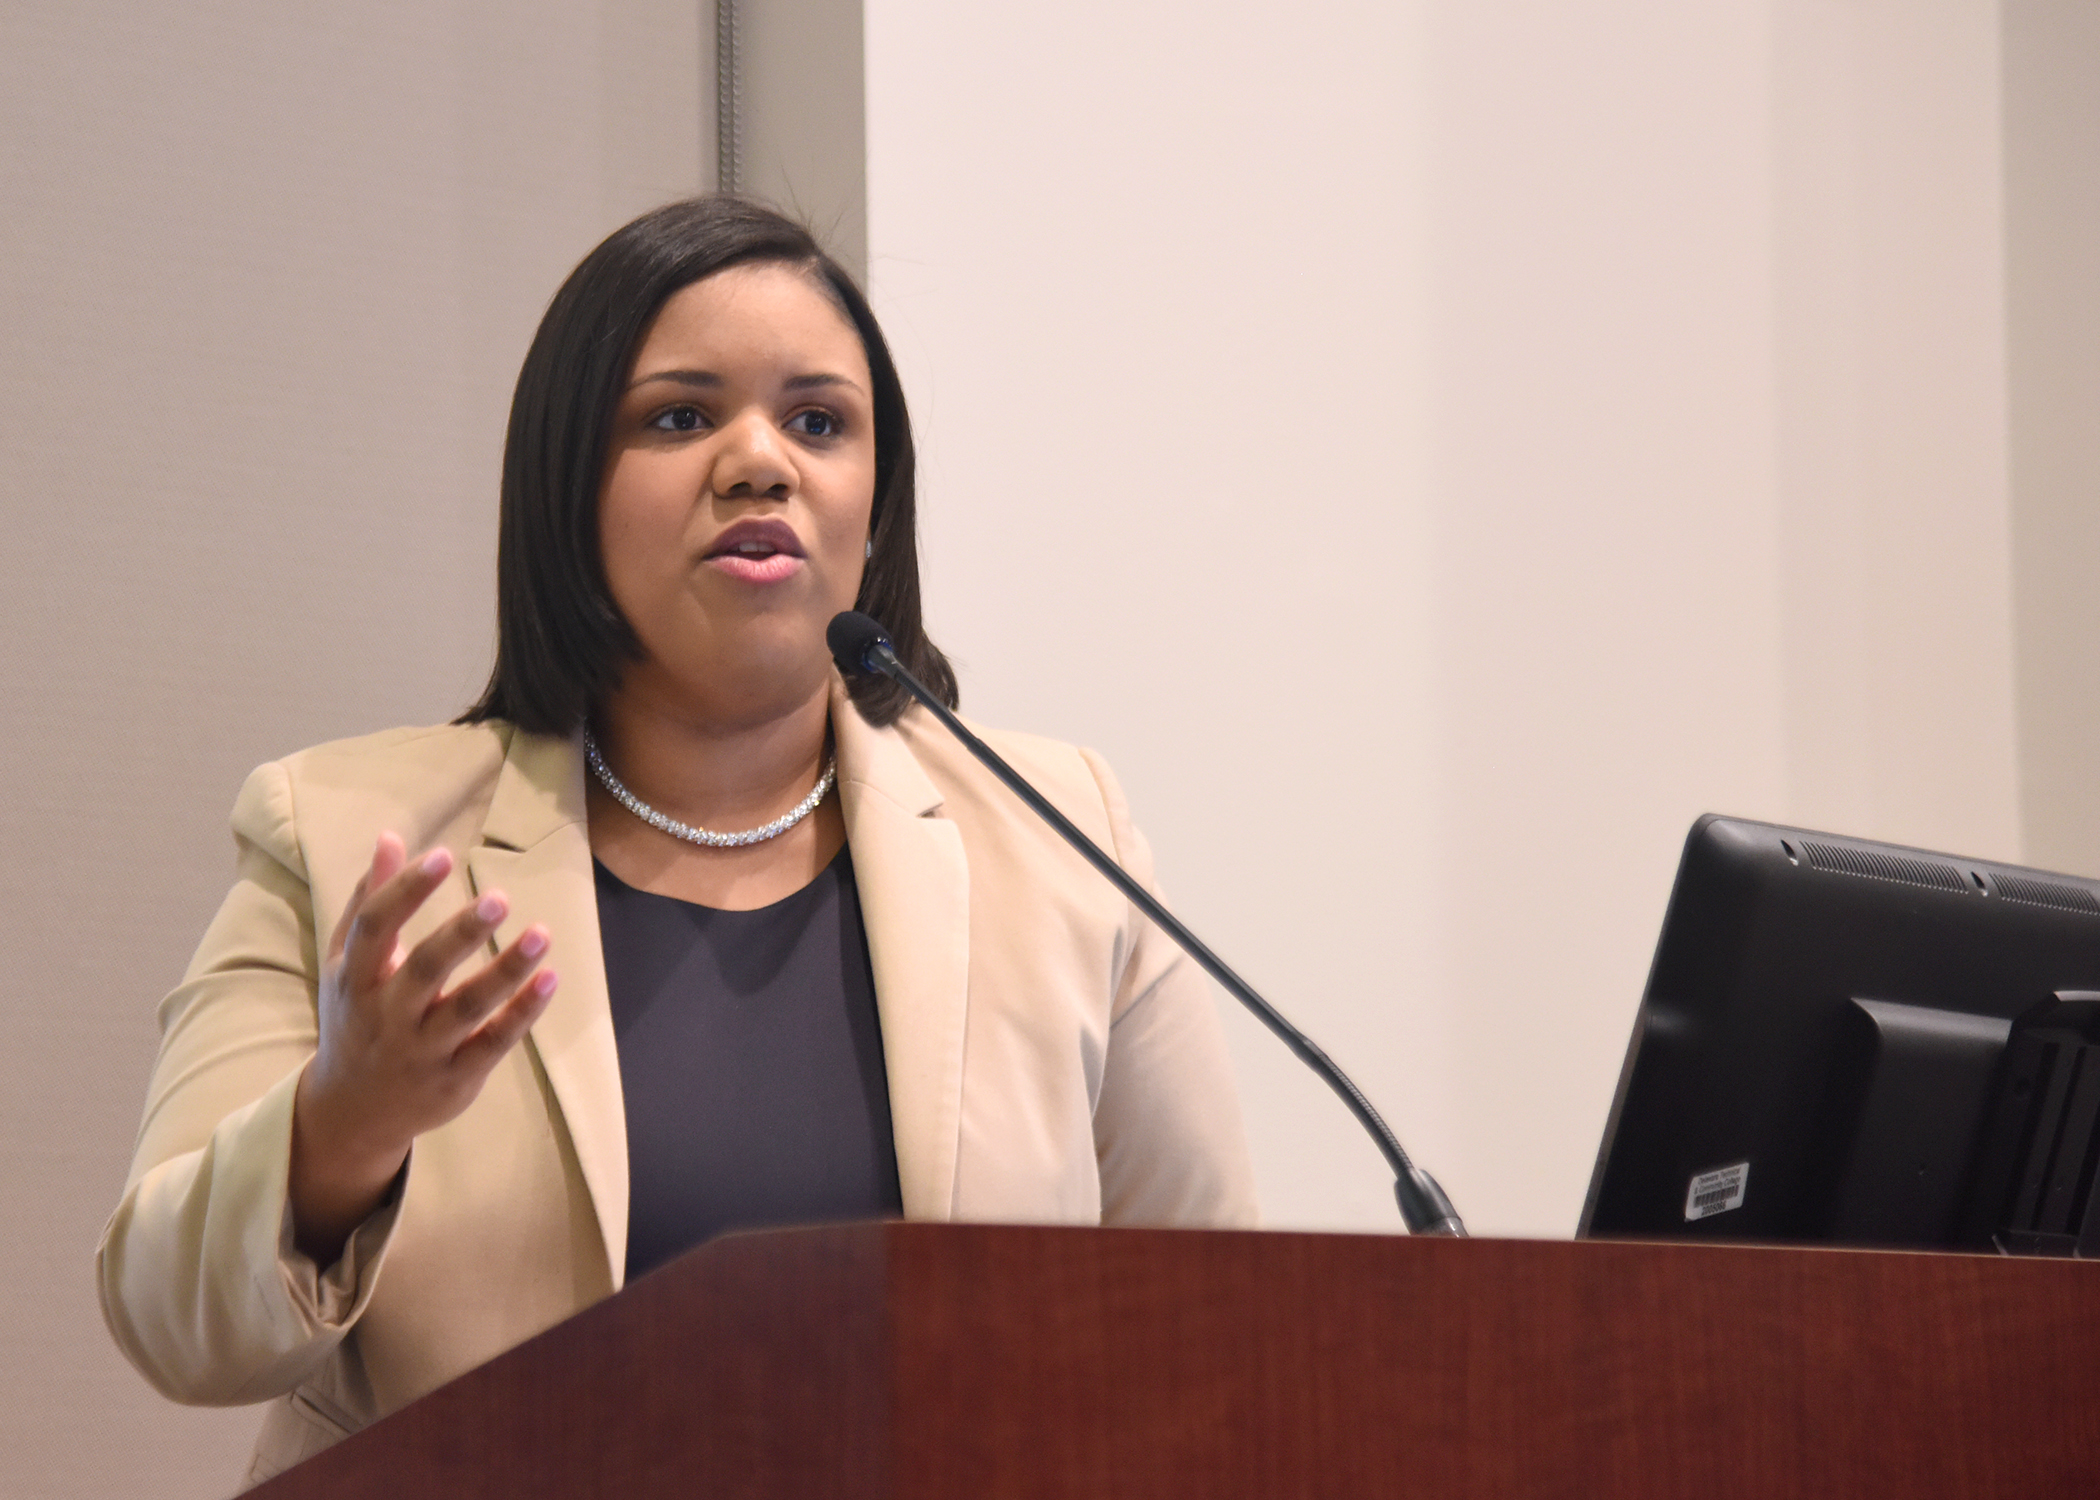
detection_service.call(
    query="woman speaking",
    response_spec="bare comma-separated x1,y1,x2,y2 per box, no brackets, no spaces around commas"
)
96,197,1257,1487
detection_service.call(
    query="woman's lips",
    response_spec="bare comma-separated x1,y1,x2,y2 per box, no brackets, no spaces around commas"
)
705,550,804,584
702,518,806,584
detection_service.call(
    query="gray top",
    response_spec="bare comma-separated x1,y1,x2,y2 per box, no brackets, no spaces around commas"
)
595,846,903,1282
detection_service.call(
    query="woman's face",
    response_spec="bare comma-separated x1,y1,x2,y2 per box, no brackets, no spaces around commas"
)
598,262,877,725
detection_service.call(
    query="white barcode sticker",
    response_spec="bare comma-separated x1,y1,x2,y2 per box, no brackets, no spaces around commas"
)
1684,1161,1750,1222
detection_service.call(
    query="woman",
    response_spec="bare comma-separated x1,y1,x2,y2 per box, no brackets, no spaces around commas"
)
97,197,1256,1487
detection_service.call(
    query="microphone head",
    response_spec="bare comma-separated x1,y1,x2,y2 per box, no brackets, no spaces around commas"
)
827,611,893,676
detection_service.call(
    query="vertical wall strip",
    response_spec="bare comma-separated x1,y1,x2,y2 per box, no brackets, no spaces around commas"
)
715,0,742,193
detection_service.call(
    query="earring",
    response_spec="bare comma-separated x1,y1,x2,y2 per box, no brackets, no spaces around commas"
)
865,539,873,559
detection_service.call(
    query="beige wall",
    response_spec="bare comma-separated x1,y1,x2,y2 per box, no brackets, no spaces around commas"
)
737,0,869,280
2005,0,2100,875
0,4,703,1495
864,0,2027,1236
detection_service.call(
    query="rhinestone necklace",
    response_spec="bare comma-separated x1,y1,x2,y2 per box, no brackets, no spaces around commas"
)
583,728,836,849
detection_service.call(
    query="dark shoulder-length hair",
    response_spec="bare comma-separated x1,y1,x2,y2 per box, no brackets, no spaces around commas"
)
460,195,956,733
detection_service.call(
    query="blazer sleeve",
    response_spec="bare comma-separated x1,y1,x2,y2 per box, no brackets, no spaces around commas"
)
1079,749,1261,1229
96,760,405,1406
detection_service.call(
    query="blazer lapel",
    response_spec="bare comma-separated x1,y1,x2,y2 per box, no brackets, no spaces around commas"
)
455,691,965,1268
833,679,970,1222
465,729,629,1288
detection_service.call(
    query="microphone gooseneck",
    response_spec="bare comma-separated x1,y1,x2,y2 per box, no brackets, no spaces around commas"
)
826,611,1465,1237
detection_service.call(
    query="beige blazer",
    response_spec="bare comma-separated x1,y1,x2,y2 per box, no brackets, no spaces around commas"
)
96,677,1258,1487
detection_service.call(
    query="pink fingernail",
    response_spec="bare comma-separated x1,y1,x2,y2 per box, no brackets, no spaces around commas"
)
421,849,451,877
475,894,506,923
520,928,549,959
533,969,559,996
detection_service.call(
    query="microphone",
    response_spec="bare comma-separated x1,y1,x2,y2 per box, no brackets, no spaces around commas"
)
827,611,1465,1236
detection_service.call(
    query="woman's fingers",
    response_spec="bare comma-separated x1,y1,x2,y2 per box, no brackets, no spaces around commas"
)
452,967,559,1073
326,871,372,968
393,888,511,1009
324,832,403,966
422,922,549,1036
340,844,455,993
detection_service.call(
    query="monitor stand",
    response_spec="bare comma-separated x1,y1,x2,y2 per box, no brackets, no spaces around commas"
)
1824,997,2009,1246
1963,994,2100,1256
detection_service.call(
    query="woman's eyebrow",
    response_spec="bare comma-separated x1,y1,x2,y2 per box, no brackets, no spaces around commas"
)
626,369,867,395
782,372,865,395
628,369,721,391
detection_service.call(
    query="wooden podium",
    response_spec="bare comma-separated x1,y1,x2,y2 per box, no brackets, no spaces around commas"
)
251,1223,2100,1497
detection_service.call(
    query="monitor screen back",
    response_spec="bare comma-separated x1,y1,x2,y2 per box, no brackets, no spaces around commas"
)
1581,815,2100,1253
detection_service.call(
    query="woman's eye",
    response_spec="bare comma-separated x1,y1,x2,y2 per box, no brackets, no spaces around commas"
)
649,405,706,432
788,410,842,438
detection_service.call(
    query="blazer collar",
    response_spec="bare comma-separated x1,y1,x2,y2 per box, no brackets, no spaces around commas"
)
830,676,970,1221
465,728,630,1288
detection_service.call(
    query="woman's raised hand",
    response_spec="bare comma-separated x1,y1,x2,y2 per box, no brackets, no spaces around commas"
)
289,832,558,1265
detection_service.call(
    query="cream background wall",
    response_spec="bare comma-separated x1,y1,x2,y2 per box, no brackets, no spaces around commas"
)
2005,0,2100,875
863,0,2033,1237
1,4,706,1495
735,0,869,279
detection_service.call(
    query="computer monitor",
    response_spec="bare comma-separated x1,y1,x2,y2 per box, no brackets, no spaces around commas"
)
1581,814,2100,1256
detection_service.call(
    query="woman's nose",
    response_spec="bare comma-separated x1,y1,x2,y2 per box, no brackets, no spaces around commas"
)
710,409,795,499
